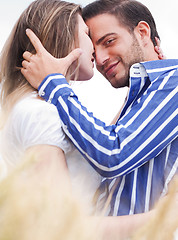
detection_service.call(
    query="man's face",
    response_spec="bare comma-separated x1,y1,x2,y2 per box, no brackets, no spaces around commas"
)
86,13,145,88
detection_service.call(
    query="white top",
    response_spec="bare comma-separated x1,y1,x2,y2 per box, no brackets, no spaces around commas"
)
0,93,101,201
1,93,73,170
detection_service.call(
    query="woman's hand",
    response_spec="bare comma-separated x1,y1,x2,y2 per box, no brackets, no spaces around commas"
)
154,37,166,60
21,29,82,89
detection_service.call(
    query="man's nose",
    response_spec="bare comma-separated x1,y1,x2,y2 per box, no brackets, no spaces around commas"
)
94,48,109,67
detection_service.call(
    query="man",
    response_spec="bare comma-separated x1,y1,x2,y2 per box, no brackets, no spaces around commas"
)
22,0,178,216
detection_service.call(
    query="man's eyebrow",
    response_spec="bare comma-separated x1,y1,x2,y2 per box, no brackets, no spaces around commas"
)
96,33,116,45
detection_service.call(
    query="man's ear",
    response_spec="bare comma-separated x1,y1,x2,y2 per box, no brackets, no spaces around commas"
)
134,21,151,46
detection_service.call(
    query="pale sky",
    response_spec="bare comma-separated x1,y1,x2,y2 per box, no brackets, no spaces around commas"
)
0,0,178,122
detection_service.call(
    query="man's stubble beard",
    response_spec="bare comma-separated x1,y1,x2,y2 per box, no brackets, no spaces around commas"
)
121,34,145,87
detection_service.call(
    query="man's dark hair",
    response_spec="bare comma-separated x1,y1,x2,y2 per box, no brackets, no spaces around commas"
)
82,0,160,46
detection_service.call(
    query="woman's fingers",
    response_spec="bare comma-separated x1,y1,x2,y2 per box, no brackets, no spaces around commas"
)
155,37,165,59
155,37,161,48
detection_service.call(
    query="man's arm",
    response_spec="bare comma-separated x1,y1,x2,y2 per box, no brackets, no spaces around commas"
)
37,71,177,178
22,30,177,178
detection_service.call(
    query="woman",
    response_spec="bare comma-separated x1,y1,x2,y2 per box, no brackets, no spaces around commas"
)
0,0,100,204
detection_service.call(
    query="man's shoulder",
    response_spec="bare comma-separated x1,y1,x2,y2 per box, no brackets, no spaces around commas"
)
142,59,178,72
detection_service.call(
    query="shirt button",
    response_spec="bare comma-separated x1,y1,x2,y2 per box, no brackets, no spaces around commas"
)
48,98,52,103
41,91,45,96
63,125,68,130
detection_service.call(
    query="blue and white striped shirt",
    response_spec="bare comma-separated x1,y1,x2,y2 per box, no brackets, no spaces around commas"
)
39,59,178,215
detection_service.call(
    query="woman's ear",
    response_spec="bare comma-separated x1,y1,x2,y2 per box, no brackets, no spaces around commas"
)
134,21,151,46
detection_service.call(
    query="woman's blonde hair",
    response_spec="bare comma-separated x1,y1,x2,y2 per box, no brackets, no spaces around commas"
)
0,0,81,111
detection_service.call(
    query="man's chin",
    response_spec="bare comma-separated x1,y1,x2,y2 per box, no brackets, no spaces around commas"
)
108,76,129,88
108,79,120,88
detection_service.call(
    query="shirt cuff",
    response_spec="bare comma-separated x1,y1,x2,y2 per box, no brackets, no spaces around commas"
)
38,73,73,103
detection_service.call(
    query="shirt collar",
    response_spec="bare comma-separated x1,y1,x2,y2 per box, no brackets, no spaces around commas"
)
119,59,178,119
130,59,178,82
140,59,178,82
130,62,148,78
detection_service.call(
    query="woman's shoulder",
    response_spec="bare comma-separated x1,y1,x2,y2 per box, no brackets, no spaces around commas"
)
9,92,72,152
11,92,61,129
14,92,58,117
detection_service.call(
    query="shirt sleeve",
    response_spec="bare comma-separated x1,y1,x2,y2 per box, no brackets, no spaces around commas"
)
38,72,178,178
12,96,74,154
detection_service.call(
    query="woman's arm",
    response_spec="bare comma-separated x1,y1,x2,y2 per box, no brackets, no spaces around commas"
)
91,211,153,240
24,144,71,189
98,178,178,240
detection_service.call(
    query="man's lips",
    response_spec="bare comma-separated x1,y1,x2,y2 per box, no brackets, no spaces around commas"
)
105,62,119,77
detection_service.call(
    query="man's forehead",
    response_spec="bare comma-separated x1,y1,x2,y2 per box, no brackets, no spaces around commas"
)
86,14,127,43
86,13,123,33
